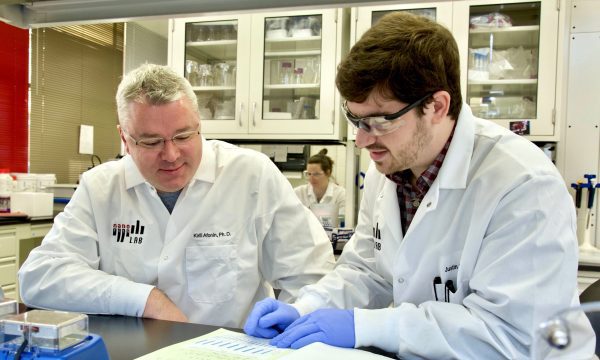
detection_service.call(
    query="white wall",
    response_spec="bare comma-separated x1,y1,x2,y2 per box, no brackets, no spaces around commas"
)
560,0,600,261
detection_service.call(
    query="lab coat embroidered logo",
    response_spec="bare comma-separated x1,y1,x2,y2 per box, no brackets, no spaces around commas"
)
112,220,145,244
373,223,382,251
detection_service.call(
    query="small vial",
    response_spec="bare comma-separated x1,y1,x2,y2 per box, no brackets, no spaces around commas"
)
294,68,304,84
301,104,311,119
280,62,292,84
0,193,9,213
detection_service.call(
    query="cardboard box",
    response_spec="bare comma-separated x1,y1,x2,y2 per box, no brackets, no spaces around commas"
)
10,192,53,218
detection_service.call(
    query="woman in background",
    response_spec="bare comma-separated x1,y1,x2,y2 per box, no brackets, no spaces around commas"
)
294,149,345,220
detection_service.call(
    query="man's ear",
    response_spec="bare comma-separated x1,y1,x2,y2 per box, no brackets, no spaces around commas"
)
117,125,130,154
430,91,451,124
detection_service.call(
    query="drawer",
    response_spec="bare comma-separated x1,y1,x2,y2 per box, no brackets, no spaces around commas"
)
0,260,17,286
0,229,17,258
1,284,17,301
30,223,52,238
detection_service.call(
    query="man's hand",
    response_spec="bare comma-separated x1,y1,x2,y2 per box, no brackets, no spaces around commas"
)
243,298,300,338
142,288,188,322
270,308,355,349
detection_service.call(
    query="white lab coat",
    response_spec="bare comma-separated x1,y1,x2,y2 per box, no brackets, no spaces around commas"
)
294,181,346,215
294,105,595,359
19,139,335,328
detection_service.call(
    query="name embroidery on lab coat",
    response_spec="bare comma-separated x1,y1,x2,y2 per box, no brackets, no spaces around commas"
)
112,220,145,244
193,231,231,238
445,264,459,272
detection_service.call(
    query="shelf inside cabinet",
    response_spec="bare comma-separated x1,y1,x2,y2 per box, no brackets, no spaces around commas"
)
265,36,322,53
469,79,537,85
469,25,540,34
469,25,540,48
265,84,320,90
192,86,236,91
264,50,321,58
186,40,238,60
265,35,321,43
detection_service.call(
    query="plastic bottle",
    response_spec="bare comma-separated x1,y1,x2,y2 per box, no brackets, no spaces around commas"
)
301,104,313,119
294,67,304,84
0,169,13,213
280,62,292,84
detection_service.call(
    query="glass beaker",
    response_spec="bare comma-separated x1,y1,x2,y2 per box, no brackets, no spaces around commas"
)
213,63,231,87
205,26,216,41
197,64,213,86
185,60,199,85
194,25,208,42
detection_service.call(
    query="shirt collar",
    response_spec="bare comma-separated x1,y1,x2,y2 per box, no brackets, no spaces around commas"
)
193,137,215,184
437,103,475,189
309,181,334,201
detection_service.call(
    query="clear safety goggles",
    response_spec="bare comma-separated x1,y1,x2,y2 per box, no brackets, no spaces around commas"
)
341,93,432,136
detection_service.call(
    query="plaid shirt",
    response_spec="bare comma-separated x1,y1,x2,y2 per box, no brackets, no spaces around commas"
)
386,130,454,234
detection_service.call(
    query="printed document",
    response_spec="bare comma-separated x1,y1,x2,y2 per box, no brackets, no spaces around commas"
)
136,328,390,360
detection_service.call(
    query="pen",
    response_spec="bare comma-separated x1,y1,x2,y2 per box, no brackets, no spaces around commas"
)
444,280,456,303
433,276,442,301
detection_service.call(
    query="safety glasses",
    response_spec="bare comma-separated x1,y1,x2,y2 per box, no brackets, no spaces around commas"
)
342,93,432,136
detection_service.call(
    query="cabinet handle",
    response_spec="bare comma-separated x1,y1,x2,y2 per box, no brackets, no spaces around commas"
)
252,102,257,127
238,102,244,127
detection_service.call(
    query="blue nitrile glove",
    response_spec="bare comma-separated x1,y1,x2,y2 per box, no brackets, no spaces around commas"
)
243,298,300,338
270,308,355,349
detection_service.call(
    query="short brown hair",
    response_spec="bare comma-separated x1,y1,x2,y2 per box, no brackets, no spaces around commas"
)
336,12,462,120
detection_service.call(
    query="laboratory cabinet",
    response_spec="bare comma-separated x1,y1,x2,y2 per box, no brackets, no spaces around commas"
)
453,0,558,139
0,222,52,302
348,0,559,140
169,9,349,140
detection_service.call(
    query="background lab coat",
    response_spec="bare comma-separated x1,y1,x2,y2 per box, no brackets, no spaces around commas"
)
294,181,346,216
19,139,335,327
293,105,595,359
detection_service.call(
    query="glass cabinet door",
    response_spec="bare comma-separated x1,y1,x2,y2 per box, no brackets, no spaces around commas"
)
262,15,322,120
354,3,453,44
467,3,540,123
249,10,338,136
171,15,251,136
454,0,558,137
185,20,238,121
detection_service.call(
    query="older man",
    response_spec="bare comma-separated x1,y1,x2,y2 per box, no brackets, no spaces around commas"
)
19,64,334,327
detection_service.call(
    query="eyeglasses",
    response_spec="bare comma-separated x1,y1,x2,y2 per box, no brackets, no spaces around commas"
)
342,93,433,136
124,128,200,150
303,170,324,178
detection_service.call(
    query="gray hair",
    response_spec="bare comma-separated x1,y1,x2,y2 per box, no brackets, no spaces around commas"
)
116,63,199,128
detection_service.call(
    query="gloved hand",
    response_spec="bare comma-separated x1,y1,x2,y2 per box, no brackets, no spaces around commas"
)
243,298,300,338
270,308,355,349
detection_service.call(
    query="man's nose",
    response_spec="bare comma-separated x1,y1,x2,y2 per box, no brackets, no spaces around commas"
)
161,139,181,161
355,128,376,149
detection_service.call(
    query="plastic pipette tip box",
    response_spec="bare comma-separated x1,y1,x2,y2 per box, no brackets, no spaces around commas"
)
1,310,88,352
